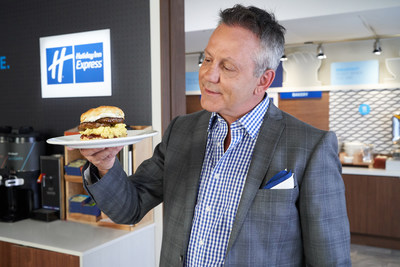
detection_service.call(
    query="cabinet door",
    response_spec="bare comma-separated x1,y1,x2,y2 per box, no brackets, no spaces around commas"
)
366,175,400,238
0,241,12,267
342,174,400,239
342,174,369,233
10,244,79,267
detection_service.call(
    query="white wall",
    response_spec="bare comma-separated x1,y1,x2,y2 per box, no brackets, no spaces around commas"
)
185,0,400,32
285,38,400,85
185,37,400,87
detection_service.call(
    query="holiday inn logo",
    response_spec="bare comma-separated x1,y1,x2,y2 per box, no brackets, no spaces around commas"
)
40,29,111,98
46,43,104,84
46,46,74,84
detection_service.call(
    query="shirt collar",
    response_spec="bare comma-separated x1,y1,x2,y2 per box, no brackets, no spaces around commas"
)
207,93,270,139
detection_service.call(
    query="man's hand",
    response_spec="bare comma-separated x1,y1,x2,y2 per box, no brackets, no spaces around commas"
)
79,146,124,177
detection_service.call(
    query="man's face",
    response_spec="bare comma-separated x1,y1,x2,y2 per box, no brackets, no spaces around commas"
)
199,24,267,124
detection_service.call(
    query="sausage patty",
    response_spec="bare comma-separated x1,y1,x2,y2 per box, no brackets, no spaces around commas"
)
78,117,124,131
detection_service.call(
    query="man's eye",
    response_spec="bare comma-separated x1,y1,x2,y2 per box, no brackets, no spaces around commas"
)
223,65,235,71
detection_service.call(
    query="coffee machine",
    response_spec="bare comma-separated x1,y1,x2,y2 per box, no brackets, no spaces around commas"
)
392,113,400,158
393,113,400,145
385,113,400,171
0,126,45,222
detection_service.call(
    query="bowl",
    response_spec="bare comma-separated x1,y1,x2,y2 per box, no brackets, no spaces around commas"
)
344,141,364,156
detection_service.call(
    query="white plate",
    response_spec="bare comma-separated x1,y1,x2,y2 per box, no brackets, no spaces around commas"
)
47,130,158,149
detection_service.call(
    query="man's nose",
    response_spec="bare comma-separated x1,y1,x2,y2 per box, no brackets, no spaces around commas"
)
202,63,220,83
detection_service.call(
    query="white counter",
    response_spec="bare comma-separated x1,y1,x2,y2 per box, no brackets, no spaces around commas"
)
0,219,155,267
342,166,400,178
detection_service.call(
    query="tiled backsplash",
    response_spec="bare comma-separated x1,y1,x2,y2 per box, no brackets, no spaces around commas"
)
329,88,400,154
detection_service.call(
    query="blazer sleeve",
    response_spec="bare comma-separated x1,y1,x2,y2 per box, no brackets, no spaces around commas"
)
82,116,179,225
299,131,351,266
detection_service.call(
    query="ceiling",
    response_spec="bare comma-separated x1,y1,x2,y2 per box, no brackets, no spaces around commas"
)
185,0,400,53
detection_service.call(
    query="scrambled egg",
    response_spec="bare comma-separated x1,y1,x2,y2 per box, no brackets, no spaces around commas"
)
80,123,127,138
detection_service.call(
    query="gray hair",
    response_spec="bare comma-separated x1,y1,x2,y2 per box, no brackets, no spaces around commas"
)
219,5,286,76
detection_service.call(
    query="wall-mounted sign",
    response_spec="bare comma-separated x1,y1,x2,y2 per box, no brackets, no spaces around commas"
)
331,60,379,85
185,71,200,94
0,56,10,70
40,29,111,98
280,91,322,99
359,103,371,116
270,62,283,88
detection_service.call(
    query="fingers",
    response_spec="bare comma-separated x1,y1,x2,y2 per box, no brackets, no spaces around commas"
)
92,150,116,166
79,147,107,158
79,146,124,176
80,146,123,162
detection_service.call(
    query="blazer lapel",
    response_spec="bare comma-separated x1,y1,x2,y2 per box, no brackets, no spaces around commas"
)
181,111,210,253
226,104,286,254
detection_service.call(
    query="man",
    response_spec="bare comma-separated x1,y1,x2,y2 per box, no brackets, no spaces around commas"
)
80,5,351,266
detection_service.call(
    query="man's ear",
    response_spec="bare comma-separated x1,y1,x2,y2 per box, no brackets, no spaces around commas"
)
255,69,275,95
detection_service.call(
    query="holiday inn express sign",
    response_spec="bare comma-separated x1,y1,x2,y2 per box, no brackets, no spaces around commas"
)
40,29,112,98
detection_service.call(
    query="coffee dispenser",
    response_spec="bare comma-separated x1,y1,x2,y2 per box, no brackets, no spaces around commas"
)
0,127,45,222
0,126,12,175
0,126,12,219
393,113,400,145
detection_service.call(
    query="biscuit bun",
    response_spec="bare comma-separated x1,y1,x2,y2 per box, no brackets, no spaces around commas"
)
78,106,127,140
80,106,124,123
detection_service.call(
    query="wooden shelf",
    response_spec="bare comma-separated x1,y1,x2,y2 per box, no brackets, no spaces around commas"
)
63,126,154,231
64,175,82,183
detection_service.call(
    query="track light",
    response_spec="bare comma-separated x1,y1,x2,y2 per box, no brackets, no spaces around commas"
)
316,44,326,59
280,50,288,61
198,52,204,66
373,39,382,55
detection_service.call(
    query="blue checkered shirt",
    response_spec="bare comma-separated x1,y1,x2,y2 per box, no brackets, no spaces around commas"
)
185,95,270,266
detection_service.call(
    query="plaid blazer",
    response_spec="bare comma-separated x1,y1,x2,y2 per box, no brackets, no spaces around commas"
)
84,103,351,267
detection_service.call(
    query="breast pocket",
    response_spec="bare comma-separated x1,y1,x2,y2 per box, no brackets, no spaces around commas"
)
250,186,299,221
229,187,302,265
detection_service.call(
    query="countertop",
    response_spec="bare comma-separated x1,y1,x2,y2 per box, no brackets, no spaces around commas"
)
0,219,154,256
342,166,400,178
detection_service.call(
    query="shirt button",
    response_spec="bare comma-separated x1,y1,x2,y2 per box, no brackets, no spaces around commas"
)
206,206,212,212
214,173,220,179
199,239,204,246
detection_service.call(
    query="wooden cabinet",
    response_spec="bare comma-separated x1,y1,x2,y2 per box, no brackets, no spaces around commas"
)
0,241,79,267
0,240,12,267
342,174,400,249
367,176,400,238
342,174,369,234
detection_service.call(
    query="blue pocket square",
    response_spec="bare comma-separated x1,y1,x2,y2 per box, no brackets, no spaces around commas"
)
263,170,293,189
